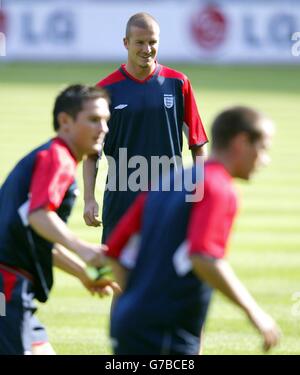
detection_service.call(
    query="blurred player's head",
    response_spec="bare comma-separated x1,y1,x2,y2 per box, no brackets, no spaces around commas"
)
53,84,110,160
124,12,160,70
211,106,274,180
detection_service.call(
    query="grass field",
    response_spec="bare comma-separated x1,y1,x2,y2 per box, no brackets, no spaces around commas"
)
0,62,300,354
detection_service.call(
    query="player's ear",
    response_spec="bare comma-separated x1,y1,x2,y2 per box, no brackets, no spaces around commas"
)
231,132,249,155
57,112,72,132
123,37,129,50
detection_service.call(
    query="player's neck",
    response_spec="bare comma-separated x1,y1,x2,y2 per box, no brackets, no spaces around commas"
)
125,62,156,81
208,152,234,177
56,134,82,161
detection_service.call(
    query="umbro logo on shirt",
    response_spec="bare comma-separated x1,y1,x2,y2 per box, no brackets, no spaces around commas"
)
114,104,128,110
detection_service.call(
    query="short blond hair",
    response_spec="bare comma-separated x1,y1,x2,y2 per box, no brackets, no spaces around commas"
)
126,12,159,38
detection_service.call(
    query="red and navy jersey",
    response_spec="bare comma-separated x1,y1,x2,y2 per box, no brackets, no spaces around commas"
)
97,63,208,239
0,137,78,302
106,162,237,352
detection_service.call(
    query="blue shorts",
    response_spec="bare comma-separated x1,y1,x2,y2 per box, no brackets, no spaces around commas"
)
110,285,213,355
111,307,204,355
111,326,201,355
0,265,48,355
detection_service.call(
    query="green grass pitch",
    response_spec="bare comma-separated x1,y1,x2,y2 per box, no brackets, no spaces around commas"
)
0,62,300,354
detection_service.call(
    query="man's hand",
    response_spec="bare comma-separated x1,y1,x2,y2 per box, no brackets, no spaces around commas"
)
83,199,101,227
79,273,122,298
247,307,281,351
75,242,106,268
53,244,121,298
78,243,106,268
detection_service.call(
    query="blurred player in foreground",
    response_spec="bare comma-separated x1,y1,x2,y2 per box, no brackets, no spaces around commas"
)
0,85,120,355
105,106,281,354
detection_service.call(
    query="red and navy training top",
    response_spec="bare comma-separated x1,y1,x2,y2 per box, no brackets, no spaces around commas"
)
0,137,78,302
97,63,208,240
106,162,237,351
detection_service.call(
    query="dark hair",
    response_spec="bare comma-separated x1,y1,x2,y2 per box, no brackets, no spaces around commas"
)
211,106,265,150
126,12,159,38
53,84,110,132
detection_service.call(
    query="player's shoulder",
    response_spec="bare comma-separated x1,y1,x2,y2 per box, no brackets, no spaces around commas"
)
43,137,77,170
204,162,233,196
158,64,188,82
96,68,126,88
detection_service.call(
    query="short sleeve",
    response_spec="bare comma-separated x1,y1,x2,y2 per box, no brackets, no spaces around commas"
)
187,183,236,259
106,193,147,259
29,146,76,213
183,79,208,148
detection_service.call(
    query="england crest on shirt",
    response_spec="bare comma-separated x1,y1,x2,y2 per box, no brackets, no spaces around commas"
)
164,94,174,109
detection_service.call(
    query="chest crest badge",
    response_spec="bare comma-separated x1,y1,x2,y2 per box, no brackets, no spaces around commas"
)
164,94,174,109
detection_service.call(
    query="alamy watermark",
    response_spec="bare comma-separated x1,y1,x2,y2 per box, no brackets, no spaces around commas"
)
0,292,6,316
291,32,300,57
104,149,204,202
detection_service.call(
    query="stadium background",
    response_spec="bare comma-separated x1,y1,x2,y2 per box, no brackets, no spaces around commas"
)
0,0,300,354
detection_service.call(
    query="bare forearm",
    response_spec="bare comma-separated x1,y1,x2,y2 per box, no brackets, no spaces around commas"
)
106,258,128,291
53,244,122,297
191,254,281,351
53,244,86,279
83,155,101,226
29,210,82,251
83,155,98,201
28,209,99,265
29,209,105,267
191,255,259,314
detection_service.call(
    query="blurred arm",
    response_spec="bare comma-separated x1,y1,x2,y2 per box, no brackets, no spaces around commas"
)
53,243,121,295
106,258,128,291
28,209,104,267
191,255,259,311
53,243,86,277
190,255,280,351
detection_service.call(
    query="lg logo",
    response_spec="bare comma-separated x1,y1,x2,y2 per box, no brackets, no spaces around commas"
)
22,10,75,45
291,32,300,57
